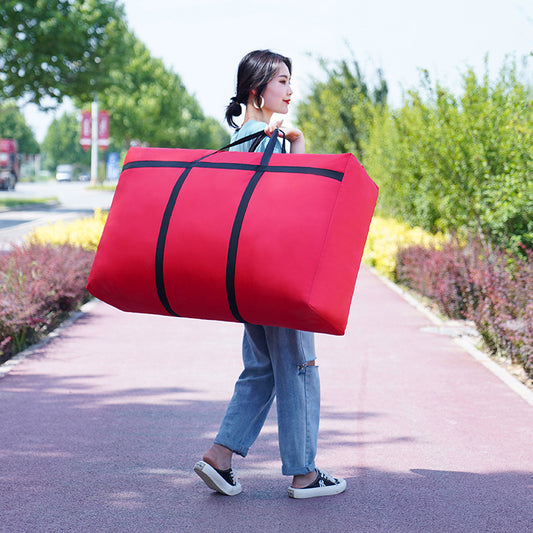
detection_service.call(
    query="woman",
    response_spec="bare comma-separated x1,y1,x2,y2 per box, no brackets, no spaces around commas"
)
194,50,346,499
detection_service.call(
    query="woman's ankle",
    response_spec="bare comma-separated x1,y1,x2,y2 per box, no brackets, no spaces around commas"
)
291,469,317,488
203,444,233,471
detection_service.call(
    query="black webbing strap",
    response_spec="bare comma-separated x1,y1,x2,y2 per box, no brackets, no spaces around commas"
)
152,129,298,319
225,131,280,322
154,167,192,316
218,130,265,151
249,133,265,153
153,132,272,316
217,128,286,154
248,130,287,153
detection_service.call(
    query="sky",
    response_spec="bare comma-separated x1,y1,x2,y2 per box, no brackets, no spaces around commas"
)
23,0,533,142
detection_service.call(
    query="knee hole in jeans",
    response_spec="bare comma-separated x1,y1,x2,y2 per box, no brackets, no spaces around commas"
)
297,359,316,371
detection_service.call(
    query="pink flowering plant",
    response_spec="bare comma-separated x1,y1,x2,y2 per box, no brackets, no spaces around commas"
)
395,239,533,378
0,243,94,363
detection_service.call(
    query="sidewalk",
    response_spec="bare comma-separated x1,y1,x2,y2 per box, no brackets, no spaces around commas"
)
1,267,532,532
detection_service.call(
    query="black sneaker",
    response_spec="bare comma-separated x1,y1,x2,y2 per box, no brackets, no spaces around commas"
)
194,460,242,496
288,469,346,499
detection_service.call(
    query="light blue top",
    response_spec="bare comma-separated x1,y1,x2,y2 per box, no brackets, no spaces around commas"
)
230,120,283,153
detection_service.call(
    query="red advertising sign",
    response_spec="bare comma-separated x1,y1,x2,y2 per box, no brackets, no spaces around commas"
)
98,110,110,150
80,110,92,152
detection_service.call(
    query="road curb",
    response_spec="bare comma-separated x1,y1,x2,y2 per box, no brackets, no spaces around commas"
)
371,268,533,407
0,299,99,380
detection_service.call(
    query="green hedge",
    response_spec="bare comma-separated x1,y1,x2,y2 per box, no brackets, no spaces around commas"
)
365,60,533,255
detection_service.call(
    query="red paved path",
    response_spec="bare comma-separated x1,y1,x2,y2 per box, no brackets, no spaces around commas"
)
1,267,532,532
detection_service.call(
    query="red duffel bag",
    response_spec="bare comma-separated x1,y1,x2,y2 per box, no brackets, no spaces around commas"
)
87,131,378,335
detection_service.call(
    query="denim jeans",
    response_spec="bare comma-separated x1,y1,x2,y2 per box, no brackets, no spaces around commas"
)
215,324,320,476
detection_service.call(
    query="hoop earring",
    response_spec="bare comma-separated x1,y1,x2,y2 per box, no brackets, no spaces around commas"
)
253,96,264,110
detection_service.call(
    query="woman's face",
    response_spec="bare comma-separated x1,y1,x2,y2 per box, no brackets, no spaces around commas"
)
261,63,293,115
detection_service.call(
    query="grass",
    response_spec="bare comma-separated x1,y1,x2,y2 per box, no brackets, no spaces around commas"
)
85,183,117,192
0,197,59,209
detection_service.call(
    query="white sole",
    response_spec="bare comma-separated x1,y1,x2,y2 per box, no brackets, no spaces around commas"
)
194,461,242,496
288,478,347,499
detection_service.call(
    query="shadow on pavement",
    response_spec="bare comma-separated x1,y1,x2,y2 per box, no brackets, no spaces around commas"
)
1,371,530,532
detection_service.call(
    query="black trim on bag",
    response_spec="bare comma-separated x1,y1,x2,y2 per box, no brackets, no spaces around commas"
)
225,167,265,323
225,134,281,323
122,160,344,182
154,168,191,317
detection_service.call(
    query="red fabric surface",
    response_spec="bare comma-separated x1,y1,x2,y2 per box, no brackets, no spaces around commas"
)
87,146,378,334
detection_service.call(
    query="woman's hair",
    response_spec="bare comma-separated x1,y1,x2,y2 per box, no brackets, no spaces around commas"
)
225,49,292,128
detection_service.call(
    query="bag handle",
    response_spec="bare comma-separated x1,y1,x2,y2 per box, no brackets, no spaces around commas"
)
218,129,287,153
194,128,285,165
259,129,283,164
248,130,287,153
218,130,264,151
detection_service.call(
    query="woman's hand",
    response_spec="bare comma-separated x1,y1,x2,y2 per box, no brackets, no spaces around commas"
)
265,119,305,153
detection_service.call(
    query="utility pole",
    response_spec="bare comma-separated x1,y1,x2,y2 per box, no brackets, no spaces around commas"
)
90,96,99,186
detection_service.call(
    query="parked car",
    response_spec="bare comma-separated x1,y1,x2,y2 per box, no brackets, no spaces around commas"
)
56,164,73,182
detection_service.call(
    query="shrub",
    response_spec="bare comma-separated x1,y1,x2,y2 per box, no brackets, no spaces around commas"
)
0,243,94,363
363,58,533,256
395,241,473,319
26,209,107,251
396,240,533,377
466,244,533,376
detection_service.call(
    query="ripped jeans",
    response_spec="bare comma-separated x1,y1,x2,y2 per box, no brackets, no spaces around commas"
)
214,324,320,476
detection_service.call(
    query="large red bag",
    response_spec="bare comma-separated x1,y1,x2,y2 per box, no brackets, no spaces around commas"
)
87,131,378,335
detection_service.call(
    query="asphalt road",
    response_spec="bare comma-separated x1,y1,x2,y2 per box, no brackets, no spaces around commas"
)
1,267,532,532
0,181,115,250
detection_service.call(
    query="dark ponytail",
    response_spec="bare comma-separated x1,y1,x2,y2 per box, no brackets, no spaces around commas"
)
225,97,242,128
225,49,292,128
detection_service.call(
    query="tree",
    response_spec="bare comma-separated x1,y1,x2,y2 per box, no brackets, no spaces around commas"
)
0,100,39,153
41,111,90,170
94,31,229,149
0,0,129,107
296,58,387,157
